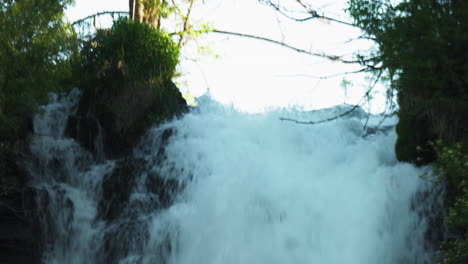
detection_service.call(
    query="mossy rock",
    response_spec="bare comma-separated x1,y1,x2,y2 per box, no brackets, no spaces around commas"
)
395,94,468,166
395,111,436,165
67,76,187,158
66,19,187,159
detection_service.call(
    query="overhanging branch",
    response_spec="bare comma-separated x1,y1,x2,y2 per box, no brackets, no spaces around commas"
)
277,68,370,80
71,11,129,26
259,0,357,28
279,104,362,124
213,29,361,64
280,68,384,125
294,0,356,27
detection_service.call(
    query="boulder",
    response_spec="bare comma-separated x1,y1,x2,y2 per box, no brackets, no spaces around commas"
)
66,63,187,159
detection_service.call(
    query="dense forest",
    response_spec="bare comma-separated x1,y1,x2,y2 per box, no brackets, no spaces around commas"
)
1,0,467,263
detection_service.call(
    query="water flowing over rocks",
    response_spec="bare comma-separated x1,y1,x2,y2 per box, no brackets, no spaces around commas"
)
11,88,446,264
13,85,186,263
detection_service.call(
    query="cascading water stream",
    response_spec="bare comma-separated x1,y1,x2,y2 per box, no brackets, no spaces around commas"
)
27,91,439,264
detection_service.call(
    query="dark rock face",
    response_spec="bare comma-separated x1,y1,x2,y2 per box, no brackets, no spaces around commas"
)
395,112,437,165
395,73,468,165
97,128,182,263
65,115,101,157
66,60,187,160
0,144,41,264
0,188,40,264
99,158,143,221
410,185,446,258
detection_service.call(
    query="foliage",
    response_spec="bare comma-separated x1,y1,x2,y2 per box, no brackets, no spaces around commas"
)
432,141,468,264
432,141,468,194
80,18,179,89
73,18,184,157
129,0,203,48
0,0,78,140
141,0,175,20
348,1,468,262
347,0,468,163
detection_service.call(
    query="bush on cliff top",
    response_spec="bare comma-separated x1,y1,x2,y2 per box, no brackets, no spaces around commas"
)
70,18,186,158
80,18,179,90
348,0,468,164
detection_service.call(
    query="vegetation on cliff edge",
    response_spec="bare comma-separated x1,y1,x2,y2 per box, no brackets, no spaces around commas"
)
348,0,468,262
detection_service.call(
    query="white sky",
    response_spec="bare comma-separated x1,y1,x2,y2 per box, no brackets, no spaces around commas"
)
66,0,386,113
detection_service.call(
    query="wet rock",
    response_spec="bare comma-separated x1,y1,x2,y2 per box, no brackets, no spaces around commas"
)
98,154,182,264
102,218,149,264
0,188,40,264
146,171,180,209
99,158,144,221
65,115,101,158
99,154,182,221
65,69,187,160
0,143,41,264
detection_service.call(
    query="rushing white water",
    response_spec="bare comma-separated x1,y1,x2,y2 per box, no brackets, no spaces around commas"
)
29,91,436,264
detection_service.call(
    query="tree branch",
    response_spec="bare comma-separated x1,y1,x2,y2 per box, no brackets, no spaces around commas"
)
279,104,362,124
259,0,315,22
71,11,129,26
212,29,361,64
280,69,383,125
294,0,356,27
259,0,357,28
277,68,369,79
177,0,195,48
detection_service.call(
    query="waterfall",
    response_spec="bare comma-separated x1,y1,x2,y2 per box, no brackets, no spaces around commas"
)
27,91,439,264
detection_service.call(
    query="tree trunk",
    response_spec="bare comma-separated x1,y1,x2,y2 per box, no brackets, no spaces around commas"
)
129,0,144,22
129,0,159,29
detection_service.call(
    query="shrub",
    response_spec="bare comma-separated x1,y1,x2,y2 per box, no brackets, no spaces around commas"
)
80,18,180,91
432,141,468,264
0,0,77,140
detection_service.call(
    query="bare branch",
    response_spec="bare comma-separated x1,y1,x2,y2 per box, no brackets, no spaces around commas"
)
259,0,357,28
177,0,195,48
71,11,129,26
277,68,369,79
260,0,315,22
212,29,361,64
362,78,398,137
280,69,384,125
279,104,363,124
296,0,356,27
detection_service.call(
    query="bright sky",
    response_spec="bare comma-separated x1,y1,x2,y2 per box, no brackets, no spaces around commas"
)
66,0,386,113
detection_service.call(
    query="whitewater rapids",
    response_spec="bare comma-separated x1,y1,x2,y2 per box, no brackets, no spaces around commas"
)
151,98,433,264
30,92,436,264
